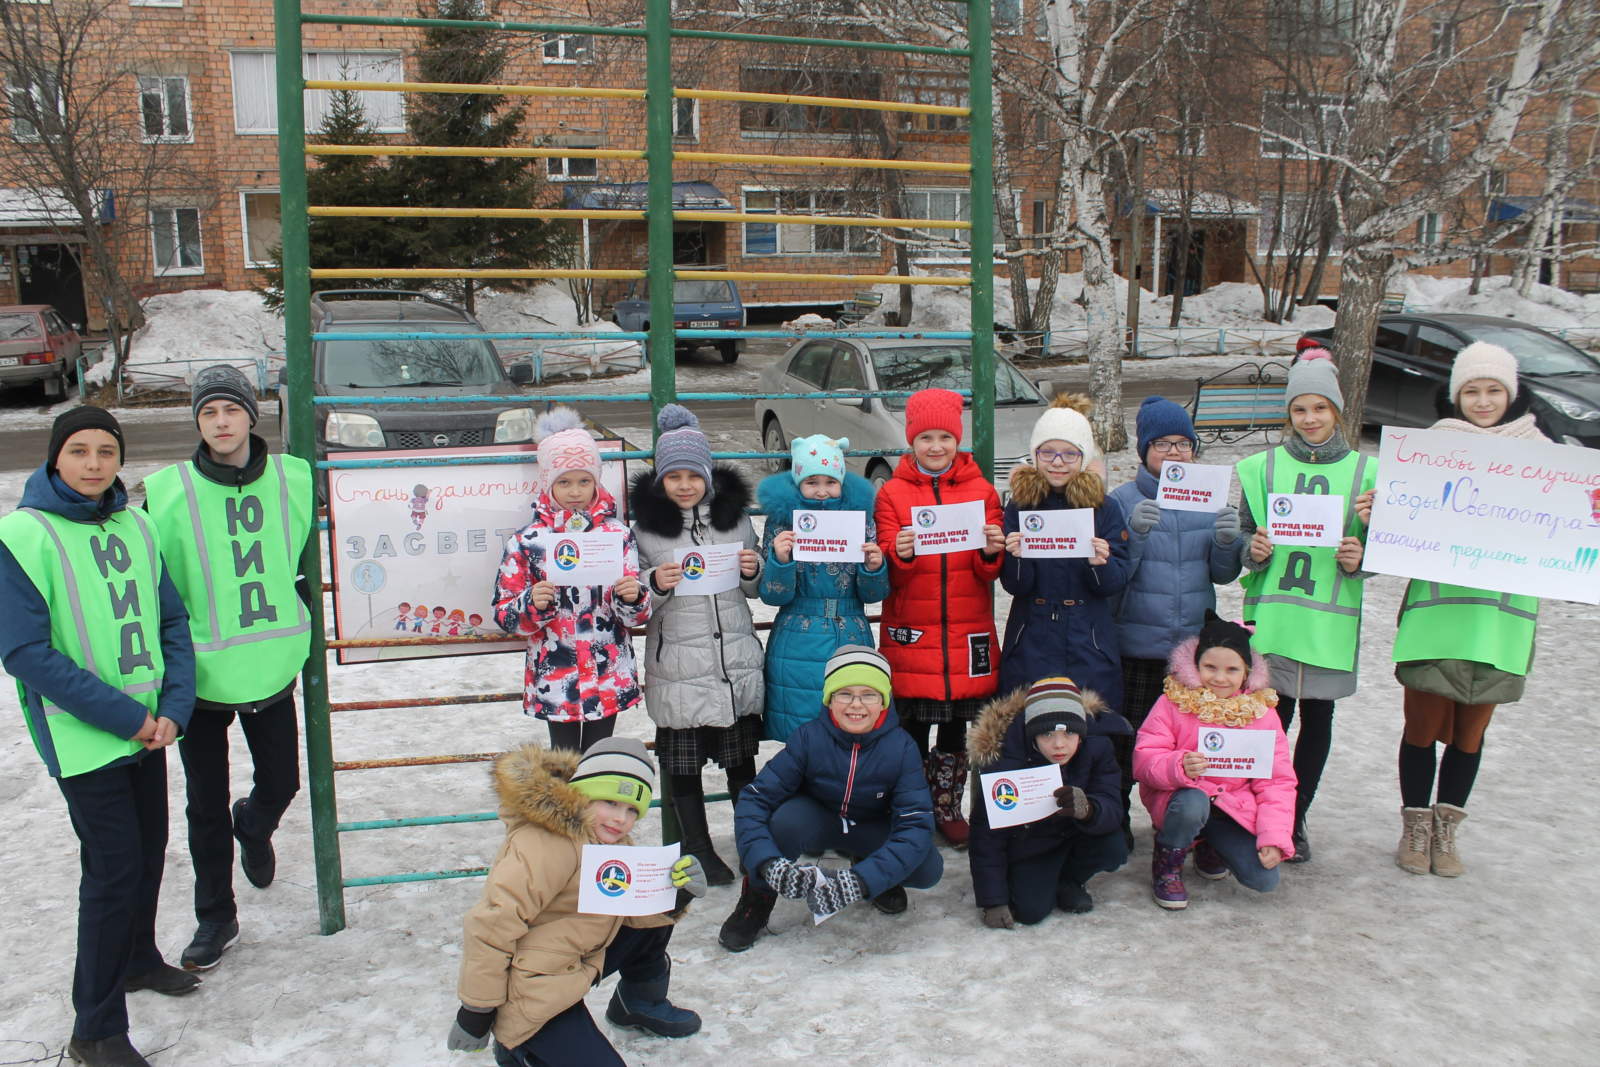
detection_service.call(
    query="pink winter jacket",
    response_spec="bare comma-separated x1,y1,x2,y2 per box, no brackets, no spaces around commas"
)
1133,637,1298,857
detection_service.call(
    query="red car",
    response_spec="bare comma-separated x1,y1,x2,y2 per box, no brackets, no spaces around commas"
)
0,304,82,400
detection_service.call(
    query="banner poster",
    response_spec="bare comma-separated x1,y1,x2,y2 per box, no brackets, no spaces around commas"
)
1365,426,1600,603
328,441,625,663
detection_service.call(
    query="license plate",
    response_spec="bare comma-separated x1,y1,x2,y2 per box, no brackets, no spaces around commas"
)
0,357,17,367
688,320,718,328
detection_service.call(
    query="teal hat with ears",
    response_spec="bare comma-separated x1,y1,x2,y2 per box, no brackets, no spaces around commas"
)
790,434,848,485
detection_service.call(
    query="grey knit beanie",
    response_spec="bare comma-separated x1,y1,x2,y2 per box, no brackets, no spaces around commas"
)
191,363,259,426
1285,349,1344,413
654,403,714,496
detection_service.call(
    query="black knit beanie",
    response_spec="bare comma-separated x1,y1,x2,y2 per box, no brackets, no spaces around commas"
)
191,364,259,427
1194,609,1254,667
47,405,124,472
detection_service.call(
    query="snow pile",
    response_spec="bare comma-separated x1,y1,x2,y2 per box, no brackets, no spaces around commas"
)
1398,275,1600,326
103,289,287,391
780,312,836,330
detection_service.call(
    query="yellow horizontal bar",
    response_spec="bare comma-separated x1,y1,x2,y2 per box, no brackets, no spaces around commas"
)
679,270,968,286
680,87,969,118
308,144,645,161
311,269,647,280
309,206,969,230
680,150,968,174
306,79,645,100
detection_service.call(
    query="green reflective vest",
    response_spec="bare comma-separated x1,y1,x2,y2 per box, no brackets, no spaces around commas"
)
1236,446,1377,672
0,506,164,777
143,454,313,704
1392,580,1538,676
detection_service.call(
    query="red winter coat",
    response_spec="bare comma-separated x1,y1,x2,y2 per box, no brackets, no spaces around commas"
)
874,452,1003,702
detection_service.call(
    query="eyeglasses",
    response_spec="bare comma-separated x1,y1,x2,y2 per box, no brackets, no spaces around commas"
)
1149,439,1196,456
829,691,884,708
1035,448,1083,466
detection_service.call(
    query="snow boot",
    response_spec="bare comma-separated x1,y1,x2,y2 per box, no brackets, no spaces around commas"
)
717,877,777,953
870,885,908,915
669,790,735,887
1152,845,1190,910
1193,838,1229,881
605,958,701,1038
233,798,276,889
1287,809,1311,864
1056,880,1094,914
1396,807,1432,875
1430,803,1467,878
179,918,240,972
124,960,201,994
66,1034,150,1067
927,749,970,849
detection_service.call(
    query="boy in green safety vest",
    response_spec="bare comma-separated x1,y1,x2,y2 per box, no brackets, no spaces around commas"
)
143,364,314,973
0,406,197,1067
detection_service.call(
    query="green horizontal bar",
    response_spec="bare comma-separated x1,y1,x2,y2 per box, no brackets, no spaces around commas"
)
345,868,488,887
338,795,729,834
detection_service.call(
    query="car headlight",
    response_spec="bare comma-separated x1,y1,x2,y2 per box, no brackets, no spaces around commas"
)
1545,396,1600,422
495,407,536,443
324,411,385,447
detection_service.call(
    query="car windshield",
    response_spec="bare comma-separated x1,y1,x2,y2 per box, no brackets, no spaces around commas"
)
869,346,1040,410
1464,324,1600,376
321,323,504,387
0,313,41,340
631,280,735,303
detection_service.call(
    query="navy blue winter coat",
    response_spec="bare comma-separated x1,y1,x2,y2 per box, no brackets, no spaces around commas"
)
735,705,935,897
757,471,890,742
1109,466,1245,661
999,466,1131,710
965,686,1129,910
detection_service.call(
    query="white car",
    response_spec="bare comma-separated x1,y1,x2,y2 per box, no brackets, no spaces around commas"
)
753,338,1047,491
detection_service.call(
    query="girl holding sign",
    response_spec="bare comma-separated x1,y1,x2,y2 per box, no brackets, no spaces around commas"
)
1235,350,1376,862
757,434,889,742
494,408,650,753
632,405,764,886
1134,613,1296,910
1392,343,1547,879
1000,394,1132,712
875,388,1006,847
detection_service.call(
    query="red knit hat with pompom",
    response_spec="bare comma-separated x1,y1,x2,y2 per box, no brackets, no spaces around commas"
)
904,388,965,445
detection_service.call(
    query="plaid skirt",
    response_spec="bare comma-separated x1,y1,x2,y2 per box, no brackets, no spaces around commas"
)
894,696,987,726
654,715,763,775
1120,657,1169,730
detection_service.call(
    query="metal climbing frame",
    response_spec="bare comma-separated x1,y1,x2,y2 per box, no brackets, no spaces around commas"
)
274,0,995,934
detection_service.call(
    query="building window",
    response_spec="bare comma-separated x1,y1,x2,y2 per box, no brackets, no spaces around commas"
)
132,0,184,7
138,75,191,143
546,155,598,181
542,35,592,64
8,74,63,142
1256,194,1342,255
673,98,698,141
995,0,1021,29
738,67,883,134
240,191,281,269
1260,91,1353,158
1031,199,1052,236
1428,20,1458,61
904,187,973,247
150,207,203,276
898,72,969,133
1269,0,1355,53
230,50,404,135
1416,212,1442,247
742,189,877,256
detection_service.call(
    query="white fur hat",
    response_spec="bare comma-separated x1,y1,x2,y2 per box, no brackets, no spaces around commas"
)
1029,397,1098,462
1450,341,1519,402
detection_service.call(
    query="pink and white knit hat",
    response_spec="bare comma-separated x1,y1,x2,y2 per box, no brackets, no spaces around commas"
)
535,407,602,492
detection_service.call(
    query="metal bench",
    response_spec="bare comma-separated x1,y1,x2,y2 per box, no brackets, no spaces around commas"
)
1189,360,1289,443
836,289,884,325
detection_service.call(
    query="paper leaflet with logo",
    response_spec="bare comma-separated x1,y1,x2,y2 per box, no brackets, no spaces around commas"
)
577,843,681,916
1265,493,1344,547
978,765,1064,828
538,530,625,587
911,499,986,555
1157,461,1234,513
1017,508,1095,558
1195,727,1275,779
672,541,743,595
792,509,866,563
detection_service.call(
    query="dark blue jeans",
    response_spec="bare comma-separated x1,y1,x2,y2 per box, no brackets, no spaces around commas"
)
1156,788,1279,893
1008,831,1129,924
56,750,170,1040
493,924,675,1067
752,794,944,895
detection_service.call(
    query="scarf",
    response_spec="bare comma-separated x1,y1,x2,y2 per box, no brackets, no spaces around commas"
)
1162,675,1278,727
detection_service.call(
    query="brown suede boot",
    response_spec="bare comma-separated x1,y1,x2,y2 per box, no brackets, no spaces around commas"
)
1430,803,1467,878
1396,807,1432,875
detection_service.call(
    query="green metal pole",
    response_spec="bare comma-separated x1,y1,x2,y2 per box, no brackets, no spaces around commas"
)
275,0,345,934
644,0,677,431
967,0,995,479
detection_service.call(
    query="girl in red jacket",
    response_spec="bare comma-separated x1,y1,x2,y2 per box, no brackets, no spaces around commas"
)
874,387,1005,846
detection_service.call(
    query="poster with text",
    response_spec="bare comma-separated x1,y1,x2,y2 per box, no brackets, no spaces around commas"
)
577,844,680,917
1158,461,1233,513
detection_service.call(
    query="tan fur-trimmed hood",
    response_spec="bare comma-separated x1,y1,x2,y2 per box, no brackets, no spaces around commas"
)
491,744,596,844
1008,464,1107,510
967,685,1110,769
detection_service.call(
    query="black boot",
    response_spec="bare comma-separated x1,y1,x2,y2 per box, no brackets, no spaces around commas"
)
124,961,201,995
669,788,735,886
870,885,908,915
66,1034,150,1067
233,798,276,889
719,877,778,952
1288,808,1312,864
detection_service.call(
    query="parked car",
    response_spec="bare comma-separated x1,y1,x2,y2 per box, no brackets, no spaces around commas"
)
0,304,82,400
1300,313,1600,447
609,276,745,363
753,338,1048,491
281,290,536,471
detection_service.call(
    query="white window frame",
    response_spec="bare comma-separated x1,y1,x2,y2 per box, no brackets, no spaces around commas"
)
138,74,192,144
546,155,598,181
542,35,592,64
131,1,184,7
1259,91,1353,158
904,186,974,248
673,98,699,141
740,187,878,257
230,50,404,135
239,189,281,270
1416,212,1443,247
898,71,969,134
1256,194,1344,256
149,206,204,277
8,74,63,143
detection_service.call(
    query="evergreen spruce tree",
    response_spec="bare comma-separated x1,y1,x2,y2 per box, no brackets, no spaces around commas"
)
392,0,573,313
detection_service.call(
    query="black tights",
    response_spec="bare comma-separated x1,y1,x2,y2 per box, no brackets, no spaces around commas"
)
1275,696,1335,818
669,762,757,803
1398,741,1483,808
901,720,967,758
545,717,618,753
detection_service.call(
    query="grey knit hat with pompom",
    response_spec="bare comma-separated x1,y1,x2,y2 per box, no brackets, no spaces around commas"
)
653,403,715,495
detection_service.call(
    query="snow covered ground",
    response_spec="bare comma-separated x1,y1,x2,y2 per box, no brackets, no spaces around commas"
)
2,428,1598,1064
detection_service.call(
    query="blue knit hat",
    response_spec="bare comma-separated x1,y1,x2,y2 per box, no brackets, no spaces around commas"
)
654,403,715,495
790,434,848,485
1135,396,1197,462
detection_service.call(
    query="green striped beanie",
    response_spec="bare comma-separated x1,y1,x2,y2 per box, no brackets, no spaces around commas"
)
1024,677,1088,740
821,644,892,707
570,737,657,819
